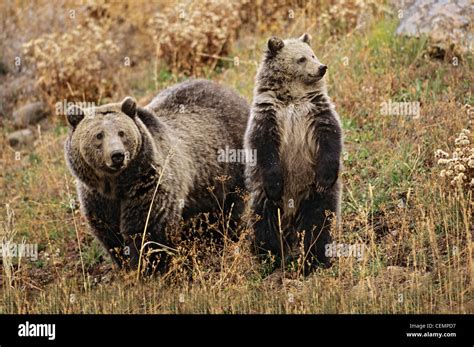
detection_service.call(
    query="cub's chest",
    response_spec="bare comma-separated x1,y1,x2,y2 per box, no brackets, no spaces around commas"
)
275,101,317,212
276,102,316,166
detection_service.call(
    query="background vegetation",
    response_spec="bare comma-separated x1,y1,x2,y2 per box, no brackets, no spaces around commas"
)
0,0,472,313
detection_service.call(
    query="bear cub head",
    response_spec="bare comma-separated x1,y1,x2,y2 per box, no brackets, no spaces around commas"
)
66,97,142,176
265,33,327,87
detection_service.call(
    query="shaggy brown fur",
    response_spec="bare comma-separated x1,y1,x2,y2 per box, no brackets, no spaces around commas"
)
244,34,343,270
65,79,249,273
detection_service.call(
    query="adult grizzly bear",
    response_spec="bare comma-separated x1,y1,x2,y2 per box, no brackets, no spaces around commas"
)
65,79,249,273
244,34,343,270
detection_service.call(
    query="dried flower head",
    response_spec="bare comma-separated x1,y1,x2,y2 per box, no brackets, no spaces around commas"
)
435,128,473,191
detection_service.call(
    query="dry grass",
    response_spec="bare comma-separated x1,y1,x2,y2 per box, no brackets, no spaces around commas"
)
150,0,242,77
0,1,473,313
22,18,120,106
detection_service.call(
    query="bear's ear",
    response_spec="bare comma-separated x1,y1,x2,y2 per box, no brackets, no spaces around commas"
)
66,105,85,128
121,96,137,118
299,33,312,45
267,37,284,56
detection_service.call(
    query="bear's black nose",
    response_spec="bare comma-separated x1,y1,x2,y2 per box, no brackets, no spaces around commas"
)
319,65,327,75
111,151,125,165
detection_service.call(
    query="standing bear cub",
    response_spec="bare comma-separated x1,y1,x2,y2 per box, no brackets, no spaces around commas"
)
244,34,343,269
65,79,249,273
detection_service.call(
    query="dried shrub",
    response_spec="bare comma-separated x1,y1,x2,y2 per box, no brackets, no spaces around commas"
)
317,0,380,35
239,0,382,36
22,18,120,106
435,128,474,191
238,0,295,34
150,0,242,76
81,0,158,62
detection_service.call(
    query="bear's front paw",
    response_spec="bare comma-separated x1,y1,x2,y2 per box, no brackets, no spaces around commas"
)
315,160,339,191
263,166,284,201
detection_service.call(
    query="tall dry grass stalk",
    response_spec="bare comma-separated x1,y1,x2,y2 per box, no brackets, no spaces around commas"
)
64,174,88,292
136,151,177,280
1,204,16,289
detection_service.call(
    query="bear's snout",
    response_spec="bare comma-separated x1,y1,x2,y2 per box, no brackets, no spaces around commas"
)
319,65,327,76
111,150,125,166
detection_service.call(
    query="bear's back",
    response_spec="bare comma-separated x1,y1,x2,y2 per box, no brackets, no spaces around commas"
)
145,79,249,156
146,79,248,129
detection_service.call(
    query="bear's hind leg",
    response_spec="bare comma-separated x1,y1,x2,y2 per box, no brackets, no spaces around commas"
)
252,194,282,258
297,192,335,271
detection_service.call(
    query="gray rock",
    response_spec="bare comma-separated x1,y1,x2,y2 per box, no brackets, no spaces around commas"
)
396,0,474,55
0,61,7,76
8,128,34,148
0,75,37,118
13,102,49,128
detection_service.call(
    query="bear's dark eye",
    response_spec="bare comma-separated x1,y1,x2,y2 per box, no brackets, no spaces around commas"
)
96,132,104,140
118,130,125,137
297,57,307,64
311,55,315,59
